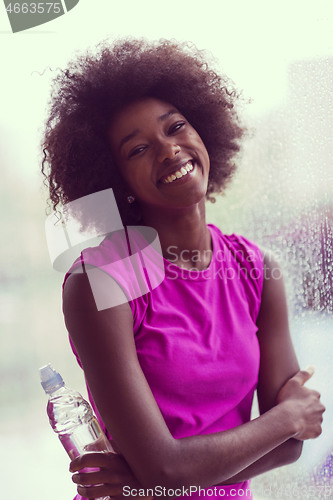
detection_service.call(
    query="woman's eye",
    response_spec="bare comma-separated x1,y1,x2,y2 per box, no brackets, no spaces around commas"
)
128,146,146,158
168,121,186,134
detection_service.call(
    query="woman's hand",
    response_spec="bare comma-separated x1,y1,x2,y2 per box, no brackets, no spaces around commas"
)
70,452,153,500
276,366,326,441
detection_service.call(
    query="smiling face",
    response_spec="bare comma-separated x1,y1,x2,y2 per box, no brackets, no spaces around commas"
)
108,97,210,213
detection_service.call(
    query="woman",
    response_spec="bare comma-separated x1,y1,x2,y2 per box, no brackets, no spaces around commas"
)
42,39,325,499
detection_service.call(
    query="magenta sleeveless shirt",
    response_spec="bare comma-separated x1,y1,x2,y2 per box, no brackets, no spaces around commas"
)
65,224,264,500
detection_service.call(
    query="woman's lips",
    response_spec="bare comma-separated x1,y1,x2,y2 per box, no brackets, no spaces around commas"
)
159,161,194,185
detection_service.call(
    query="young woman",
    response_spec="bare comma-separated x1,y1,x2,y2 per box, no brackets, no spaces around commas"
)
42,39,325,500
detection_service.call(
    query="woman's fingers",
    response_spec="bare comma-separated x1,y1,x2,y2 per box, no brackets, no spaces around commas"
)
276,365,326,441
70,452,123,472
72,463,133,498
75,483,152,499
70,451,146,498
76,483,122,499
72,468,123,486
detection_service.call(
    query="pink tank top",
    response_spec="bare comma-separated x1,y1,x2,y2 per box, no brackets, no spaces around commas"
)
65,224,264,500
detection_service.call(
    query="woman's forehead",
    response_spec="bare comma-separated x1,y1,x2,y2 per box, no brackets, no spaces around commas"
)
108,97,181,145
113,97,179,123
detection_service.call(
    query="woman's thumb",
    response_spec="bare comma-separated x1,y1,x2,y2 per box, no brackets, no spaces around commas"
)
292,366,315,386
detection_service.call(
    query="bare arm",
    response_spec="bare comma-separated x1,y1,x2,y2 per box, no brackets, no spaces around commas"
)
64,261,324,495
220,250,304,484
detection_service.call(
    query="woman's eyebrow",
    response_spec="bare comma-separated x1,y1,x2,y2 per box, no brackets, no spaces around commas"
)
118,110,178,151
158,109,178,121
119,129,140,151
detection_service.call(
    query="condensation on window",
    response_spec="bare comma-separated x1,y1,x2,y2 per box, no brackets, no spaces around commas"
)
208,56,333,499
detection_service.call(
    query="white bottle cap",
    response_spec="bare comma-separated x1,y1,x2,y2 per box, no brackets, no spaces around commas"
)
39,363,65,394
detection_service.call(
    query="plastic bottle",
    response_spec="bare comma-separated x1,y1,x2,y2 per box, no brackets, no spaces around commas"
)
40,363,113,500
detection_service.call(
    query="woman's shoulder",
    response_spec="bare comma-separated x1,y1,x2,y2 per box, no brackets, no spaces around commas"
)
63,231,150,328
208,224,264,265
209,224,264,320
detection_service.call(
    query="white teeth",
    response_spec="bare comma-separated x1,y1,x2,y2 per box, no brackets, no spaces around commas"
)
163,162,194,184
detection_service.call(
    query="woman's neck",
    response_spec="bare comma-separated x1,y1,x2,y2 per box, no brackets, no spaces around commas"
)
140,200,212,270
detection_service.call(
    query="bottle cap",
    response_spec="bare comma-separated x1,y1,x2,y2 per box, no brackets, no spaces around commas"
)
39,363,65,394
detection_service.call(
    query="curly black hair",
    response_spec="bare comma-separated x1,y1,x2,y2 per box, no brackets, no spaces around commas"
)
41,37,245,226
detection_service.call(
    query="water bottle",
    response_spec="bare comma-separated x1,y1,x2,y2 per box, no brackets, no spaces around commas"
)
40,363,113,500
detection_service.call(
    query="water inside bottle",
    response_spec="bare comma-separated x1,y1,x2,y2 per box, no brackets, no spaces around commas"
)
59,419,113,459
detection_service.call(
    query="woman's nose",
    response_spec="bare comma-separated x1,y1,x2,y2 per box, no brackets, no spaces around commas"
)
157,141,181,163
